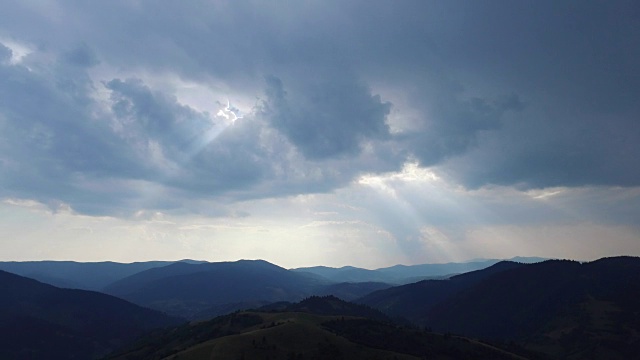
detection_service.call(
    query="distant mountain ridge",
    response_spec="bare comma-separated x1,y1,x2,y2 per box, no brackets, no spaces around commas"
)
292,256,547,284
103,259,332,319
0,257,546,292
0,259,204,290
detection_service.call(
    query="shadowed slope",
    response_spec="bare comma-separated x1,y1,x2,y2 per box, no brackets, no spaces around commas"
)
361,257,640,359
358,261,525,320
0,270,181,360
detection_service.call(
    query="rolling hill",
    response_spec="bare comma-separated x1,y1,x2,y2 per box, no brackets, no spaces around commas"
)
0,270,181,360
108,296,531,360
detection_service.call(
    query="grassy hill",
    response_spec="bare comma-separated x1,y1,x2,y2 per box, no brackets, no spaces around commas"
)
108,296,531,360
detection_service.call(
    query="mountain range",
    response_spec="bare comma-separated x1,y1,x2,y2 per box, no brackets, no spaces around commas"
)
0,256,546,291
0,259,204,290
291,256,547,284
0,257,545,320
3,255,639,359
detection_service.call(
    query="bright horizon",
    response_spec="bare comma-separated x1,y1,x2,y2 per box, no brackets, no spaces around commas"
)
1,1,639,269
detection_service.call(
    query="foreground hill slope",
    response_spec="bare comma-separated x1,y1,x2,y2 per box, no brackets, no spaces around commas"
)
103,259,330,319
108,296,529,360
0,270,181,360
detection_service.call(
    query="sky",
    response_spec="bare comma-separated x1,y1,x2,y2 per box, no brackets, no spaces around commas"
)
1,1,639,268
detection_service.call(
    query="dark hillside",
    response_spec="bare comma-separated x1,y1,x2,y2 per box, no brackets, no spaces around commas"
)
0,270,181,360
425,260,584,339
424,257,640,359
358,260,525,320
358,257,640,359
313,281,392,301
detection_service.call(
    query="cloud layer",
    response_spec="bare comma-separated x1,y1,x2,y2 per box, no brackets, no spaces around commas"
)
1,1,639,265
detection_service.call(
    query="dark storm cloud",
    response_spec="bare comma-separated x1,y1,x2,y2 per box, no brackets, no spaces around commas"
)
407,92,524,166
103,77,271,194
0,52,398,214
425,0,640,188
262,75,391,159
0,54,127,176
0,0,639,217
102,75,398,198
105,78,215,155
0,50,151,213
62,43,99,68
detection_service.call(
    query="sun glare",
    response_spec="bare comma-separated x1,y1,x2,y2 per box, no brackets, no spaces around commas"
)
216,99,243,123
